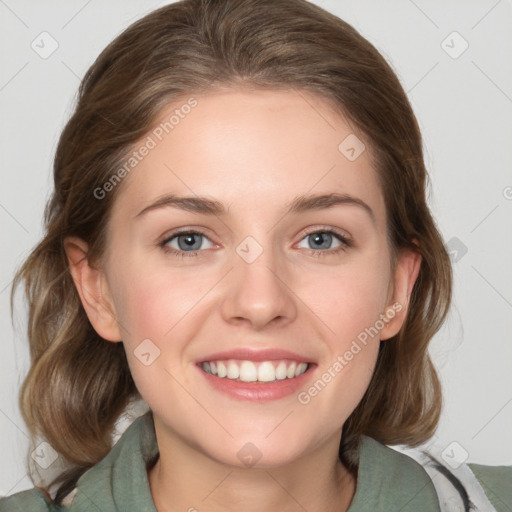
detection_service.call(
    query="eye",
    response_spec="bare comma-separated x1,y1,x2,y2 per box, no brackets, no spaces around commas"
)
296,228,351,256
158,227,351,259
158,230,215,258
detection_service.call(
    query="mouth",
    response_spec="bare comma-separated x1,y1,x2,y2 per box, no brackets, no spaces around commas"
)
195,349,316,401
199,359,310,383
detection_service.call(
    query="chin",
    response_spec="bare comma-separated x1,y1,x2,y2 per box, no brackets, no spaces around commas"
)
202,433,311,470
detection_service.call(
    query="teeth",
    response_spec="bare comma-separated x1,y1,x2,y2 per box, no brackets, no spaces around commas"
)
295,363,307,377
227,361,239,379
258,361,275,382
275,361,287,380
240,361,257,382
200,359,309,382
217,361,227,378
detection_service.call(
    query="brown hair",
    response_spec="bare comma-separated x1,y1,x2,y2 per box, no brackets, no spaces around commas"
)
10,0,451,504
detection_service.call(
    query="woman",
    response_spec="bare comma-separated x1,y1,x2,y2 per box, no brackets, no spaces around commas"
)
2,0,510,510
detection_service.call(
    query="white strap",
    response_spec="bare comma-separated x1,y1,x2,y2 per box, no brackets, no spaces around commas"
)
392,445,497,512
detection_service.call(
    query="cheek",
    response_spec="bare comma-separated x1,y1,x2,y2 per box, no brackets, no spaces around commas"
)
298,264,387,428
301,254,391,344
296,250,390,412
111,264,204,341
110,269,195,404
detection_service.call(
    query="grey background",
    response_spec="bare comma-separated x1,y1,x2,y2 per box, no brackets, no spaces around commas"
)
1,0,511,496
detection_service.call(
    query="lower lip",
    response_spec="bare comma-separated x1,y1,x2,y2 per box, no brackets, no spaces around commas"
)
197,364,315,401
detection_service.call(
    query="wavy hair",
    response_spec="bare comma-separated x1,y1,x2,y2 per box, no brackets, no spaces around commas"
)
10,0,452,504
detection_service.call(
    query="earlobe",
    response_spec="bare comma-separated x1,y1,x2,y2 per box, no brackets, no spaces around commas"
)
380,247,422,341
64,236,122,342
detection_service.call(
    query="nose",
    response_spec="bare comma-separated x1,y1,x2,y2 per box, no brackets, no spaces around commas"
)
220,242,297,331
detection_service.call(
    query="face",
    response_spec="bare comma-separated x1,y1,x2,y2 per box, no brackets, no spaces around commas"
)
71,88,413,468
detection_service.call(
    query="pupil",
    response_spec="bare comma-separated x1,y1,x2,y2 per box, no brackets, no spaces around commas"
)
311,232,331,249
179,234,200,250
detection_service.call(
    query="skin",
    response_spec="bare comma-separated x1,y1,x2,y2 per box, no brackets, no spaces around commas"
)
65,88,421,512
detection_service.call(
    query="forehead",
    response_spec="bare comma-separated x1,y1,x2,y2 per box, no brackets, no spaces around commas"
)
111,88,385,223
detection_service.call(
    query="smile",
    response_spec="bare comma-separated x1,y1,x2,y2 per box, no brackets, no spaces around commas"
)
200,359,309,383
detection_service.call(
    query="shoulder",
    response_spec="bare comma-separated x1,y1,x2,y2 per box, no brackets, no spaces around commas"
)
468,462,512,512
0,488,55,511
391,441,512,512
1,411,157,512
353,436,442,510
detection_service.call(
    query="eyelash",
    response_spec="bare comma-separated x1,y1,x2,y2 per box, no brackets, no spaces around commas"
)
158,227,352,259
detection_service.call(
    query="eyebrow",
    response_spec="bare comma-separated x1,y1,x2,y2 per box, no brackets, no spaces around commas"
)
135,192,375,224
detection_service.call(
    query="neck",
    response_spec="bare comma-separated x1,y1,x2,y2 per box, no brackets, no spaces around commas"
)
148,425,357,512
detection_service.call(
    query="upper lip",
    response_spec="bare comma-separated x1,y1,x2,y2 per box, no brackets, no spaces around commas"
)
197,348,313,364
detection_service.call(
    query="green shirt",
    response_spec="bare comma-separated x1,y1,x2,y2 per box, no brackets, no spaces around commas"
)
1,412,510,511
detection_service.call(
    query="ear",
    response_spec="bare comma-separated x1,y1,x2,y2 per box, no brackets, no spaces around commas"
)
379,245,421,341
64,236,122,342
